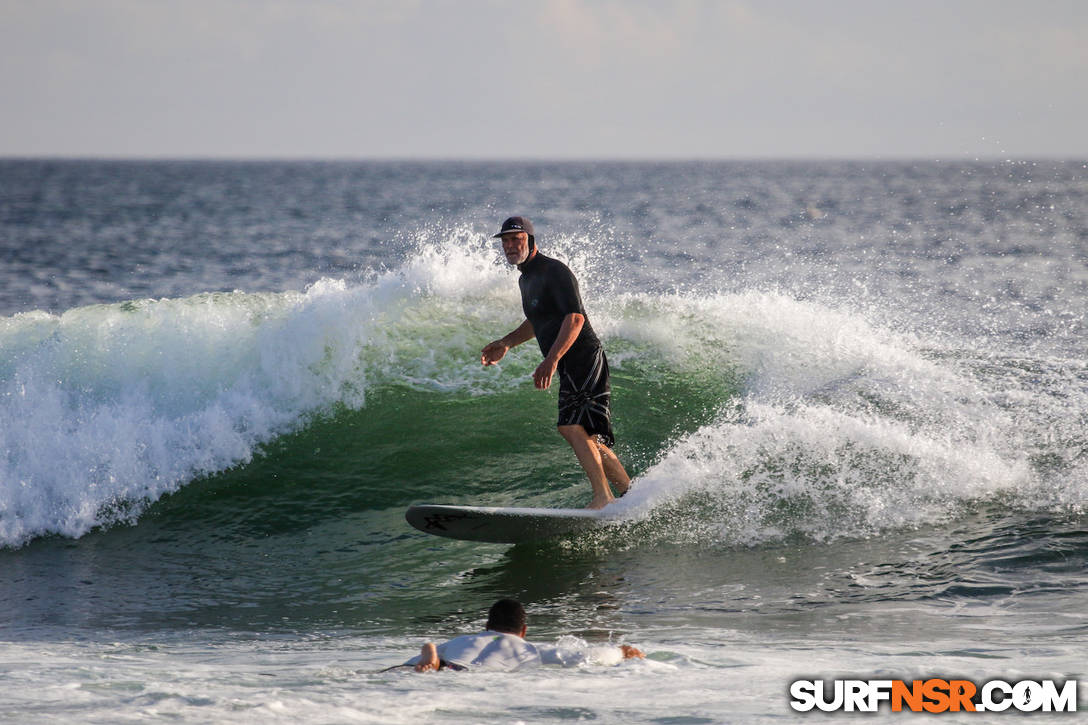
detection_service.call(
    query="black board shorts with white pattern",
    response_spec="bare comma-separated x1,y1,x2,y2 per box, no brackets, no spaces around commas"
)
556,345,615,448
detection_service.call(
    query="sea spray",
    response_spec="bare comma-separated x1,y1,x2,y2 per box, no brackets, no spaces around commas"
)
612,290,1085,546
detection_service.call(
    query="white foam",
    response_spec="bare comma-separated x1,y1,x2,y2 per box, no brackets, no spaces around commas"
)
615,290,1087,543
2,633,1083,724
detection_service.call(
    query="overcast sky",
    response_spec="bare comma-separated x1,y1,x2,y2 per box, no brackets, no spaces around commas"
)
3,0,1087,159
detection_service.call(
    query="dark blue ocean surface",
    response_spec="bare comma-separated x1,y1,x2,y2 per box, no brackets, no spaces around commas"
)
0,160,1086,723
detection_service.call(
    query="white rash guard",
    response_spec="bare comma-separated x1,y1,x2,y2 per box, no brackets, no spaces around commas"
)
406,630,585,671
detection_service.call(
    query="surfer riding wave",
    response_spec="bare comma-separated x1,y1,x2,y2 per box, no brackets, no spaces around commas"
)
481,216,631,509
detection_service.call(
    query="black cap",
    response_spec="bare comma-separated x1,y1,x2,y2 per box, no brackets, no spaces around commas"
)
493,216,534,238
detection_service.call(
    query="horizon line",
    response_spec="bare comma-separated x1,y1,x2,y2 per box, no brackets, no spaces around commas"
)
2,153,1085,164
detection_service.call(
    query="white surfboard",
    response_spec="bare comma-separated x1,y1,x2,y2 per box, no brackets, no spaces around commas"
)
405,503,622,544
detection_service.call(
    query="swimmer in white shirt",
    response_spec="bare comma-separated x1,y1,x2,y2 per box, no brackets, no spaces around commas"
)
408,598,644,672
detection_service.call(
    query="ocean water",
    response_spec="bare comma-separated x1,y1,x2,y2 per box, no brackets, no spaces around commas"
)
1,159,1086,722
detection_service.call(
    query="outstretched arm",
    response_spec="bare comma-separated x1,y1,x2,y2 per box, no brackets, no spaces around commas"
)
481,319,535,366
538,641,645,667
533,313,584,390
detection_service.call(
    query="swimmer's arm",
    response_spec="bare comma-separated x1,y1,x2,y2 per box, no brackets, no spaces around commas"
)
482,319,535,365
537,642,645,667
533,313,583,390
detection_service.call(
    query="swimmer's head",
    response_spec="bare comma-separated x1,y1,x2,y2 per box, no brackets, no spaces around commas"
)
486,598,527,635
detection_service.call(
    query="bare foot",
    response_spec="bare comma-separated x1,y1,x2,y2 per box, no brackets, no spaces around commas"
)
414,642,440,672
586,494,614,510
620,645,645,659
612,482,631,497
